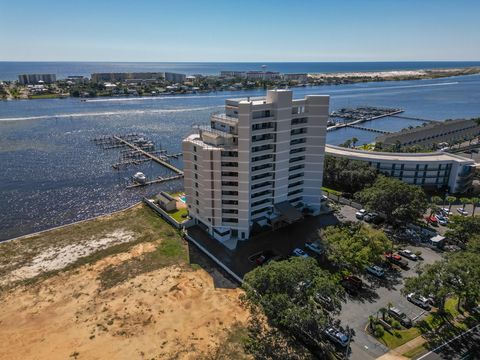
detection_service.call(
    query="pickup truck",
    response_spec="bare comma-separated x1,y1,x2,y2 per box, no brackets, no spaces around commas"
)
385,252,409,269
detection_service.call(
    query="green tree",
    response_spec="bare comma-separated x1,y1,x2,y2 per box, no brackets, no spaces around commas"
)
243,258,343,357
446,196,457,213
351,137,359,148
323,155,378,194
471,197,480,217
445,215,480,245
355,176,429,224
430,196,443,216
322,222,392,273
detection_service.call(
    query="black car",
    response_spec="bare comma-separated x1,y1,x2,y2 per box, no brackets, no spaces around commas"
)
388,307,412,328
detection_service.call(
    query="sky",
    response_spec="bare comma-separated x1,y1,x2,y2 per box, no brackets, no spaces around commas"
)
1,0,479,62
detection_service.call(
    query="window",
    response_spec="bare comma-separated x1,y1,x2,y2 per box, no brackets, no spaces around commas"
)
290,138,306,145
194,164,198,170
291,117,307,125
193,146,197,152
289,156,305,163
288,180,304,188
195,182,199,188
194,173,198,179
290,147,306,154
194,155,197,161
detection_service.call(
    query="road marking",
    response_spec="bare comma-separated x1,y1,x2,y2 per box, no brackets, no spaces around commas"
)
416,323,480,360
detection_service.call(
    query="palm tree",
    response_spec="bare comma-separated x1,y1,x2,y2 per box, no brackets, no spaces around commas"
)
446,196,457,213
471,197,480,216
430,196,443,216
368,315,376,330
460,197,471,211
378,307,387,321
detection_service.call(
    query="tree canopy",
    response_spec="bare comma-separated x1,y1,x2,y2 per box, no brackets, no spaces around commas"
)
323,155,378,194
322,222,392,273
243,258,344,357
404,236,480,311
355,176,429,224
445,215,480,245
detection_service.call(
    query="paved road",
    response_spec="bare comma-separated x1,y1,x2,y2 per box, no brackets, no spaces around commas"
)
416,325,480,360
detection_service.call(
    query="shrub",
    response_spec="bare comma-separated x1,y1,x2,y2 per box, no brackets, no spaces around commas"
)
391,320,401,330
374,324,385,338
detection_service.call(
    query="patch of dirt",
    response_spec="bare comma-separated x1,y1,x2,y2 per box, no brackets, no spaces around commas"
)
0,243,248,360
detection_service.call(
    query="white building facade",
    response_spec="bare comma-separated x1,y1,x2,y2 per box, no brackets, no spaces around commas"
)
325,145,476,193
182,90,329,243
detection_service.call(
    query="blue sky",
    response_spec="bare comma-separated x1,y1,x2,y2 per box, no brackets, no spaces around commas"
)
1,0,479,61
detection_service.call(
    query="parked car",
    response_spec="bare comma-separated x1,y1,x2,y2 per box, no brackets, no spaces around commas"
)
341,275,363,293
355,209,367,220
305,241,325,255
292,248,309,258
385,252,409,268
407,293,432,310
457,208,469,216
254,250,275,265
324,327,349,347
314,293,335,311
388,307,412,328
425,215,438,226
366,265,385,277
398,249,418,261
441,208,453,216
435,214,449,226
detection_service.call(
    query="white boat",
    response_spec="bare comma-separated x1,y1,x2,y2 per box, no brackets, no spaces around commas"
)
133,172,146,184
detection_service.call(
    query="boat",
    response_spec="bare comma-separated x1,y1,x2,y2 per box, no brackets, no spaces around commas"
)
133,172,146,184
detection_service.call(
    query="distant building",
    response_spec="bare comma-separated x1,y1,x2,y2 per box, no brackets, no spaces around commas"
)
182,89,329,243
164,72,186,83
325,145,477,193
245,71,281,80
220,71,247,78
18,74,56,84
376,119,480,148
90,72,165,83
282,73,308,82
66,76,86,84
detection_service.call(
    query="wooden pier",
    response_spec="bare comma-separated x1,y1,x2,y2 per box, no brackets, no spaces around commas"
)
126,174,184,189
327,109,404,132
112,135,184,175
347,125,391,134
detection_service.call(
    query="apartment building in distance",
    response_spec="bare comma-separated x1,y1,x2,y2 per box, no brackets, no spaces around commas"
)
90,72,186,83
18,73,56,84
376,118,480,148
182,89,329,243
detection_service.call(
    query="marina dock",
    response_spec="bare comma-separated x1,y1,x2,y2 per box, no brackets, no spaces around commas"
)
126,174,184,189
112,135,184,175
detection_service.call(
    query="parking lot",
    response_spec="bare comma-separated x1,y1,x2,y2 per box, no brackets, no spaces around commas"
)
188,203,446,359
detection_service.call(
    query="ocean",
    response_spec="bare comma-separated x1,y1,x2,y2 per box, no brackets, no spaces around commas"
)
1,64,480,240
1,61,480,81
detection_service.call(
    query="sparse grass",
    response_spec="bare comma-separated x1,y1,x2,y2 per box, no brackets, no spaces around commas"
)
198,322,250,360
98,236,187,289
403,343,428,358
0,204,183,292
28,93,63,99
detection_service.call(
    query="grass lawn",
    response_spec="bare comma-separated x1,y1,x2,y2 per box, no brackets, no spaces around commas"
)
168,207,189,223
28,93,64,99
321,186,342,196
379,326,420,349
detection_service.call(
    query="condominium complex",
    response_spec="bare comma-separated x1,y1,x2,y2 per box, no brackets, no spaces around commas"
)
182,89,329,242
376,118,480,148
326,145,476,193
90,72,186,83
18,73,56,84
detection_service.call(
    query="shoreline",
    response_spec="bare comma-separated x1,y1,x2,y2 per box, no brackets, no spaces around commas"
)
0,201,142,244
2,66,479,101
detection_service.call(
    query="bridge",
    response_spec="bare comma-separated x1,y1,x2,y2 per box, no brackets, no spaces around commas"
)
346,125,391,134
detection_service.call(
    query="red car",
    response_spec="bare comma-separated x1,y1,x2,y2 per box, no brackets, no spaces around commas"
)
385,252,409,268
426,215,438,226
341,275,363,290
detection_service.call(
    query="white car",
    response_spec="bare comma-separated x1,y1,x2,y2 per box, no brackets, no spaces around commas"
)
366,265,385,277
398,249,418,261
292,248,309,258
305,242,324,255
456,208,469,216
407,293,431,310
355,209,367,220
324,327,349,347
441,208,453,216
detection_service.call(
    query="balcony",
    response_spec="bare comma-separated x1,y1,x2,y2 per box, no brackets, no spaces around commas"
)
211,113,238,126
